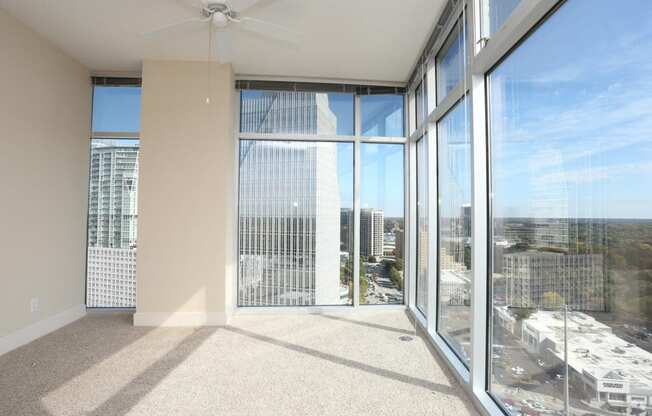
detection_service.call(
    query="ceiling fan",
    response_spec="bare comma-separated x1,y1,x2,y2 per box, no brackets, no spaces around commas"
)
144,0,297,64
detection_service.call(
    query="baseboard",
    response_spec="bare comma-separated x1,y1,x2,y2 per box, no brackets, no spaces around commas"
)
0,304,86,356
133,311,229,327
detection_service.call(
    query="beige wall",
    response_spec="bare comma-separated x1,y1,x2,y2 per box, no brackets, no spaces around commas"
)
0,10,91,338
135,60,235,326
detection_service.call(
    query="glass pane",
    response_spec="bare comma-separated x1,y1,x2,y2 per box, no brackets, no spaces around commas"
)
92,86,141,133
415,82,425,127
240,91,354,136
485,0,521,37
416,136,429,315
488,2,652,415
360,94,405,137
359,143,405,304
436,21,467,104
437,98,472,365
86,139,139,307
238,140,354,306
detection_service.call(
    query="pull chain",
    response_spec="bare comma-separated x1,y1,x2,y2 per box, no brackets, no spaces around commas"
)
206,16,213,105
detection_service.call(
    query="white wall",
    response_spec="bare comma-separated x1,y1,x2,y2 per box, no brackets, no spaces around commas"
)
134,60,235,326
0,9,90,341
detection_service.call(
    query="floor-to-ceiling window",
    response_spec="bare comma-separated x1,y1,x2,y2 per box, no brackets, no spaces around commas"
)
86,81,141,308
416,136,429,314
359,143,405,305
437,97,472,366
487,1,652,415
237,87,405,307
406,0,652,415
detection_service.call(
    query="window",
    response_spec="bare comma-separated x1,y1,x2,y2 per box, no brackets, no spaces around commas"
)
488,1,652,414
437,97,471,365
86,83,141,308
238,140,354,306
240,90,354,136
360,94,405,137
415,82,425,127
91,86,141,133
483,0,521,37
359,143,405,304
436,20,467,104
416,136,429,315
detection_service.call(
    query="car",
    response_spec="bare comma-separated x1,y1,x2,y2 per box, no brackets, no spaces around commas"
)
537,359,545,367
512,366,526,375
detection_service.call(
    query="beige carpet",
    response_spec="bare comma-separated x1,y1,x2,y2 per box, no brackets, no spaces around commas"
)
0,310,479,416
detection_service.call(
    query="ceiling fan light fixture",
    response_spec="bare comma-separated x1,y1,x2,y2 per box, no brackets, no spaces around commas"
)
211,12,229,28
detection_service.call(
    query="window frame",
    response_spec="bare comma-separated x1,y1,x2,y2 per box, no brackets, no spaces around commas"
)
234,88,408,311
86,81,142,310
405,0,566,415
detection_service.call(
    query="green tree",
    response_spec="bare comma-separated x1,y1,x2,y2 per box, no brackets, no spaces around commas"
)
542,291,565,308
395,258,404,271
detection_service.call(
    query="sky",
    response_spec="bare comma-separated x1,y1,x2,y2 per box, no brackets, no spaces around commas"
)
489,0,652,220
92,86,141,132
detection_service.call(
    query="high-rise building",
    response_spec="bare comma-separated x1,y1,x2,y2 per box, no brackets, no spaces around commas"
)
461,203,471,239
240,91,337,134
86,142,139,307
503,251,606,311
360,208,384,258
340,208,354,253
395,229,404,259
238,140,341,306
238,92,343,306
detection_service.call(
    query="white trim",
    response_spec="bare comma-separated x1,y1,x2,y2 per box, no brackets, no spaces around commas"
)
133,311,230,327
0,304,86,356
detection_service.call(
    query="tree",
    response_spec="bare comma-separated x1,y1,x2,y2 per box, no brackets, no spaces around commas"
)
388,266,403,291
395,258,404,271
513,308,534,322
368,255,377,263
542,291,565,308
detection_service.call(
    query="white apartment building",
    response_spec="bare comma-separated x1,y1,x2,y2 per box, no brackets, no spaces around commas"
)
86,247,136,308
360,208,384,258
86,142,139,307
521,310,652,415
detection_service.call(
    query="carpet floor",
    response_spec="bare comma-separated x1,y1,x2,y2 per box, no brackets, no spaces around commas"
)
0,310,479,416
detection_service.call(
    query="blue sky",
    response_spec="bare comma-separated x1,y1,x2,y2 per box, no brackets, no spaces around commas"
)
332,142,406,218
92,86,141,132
490,0,652,219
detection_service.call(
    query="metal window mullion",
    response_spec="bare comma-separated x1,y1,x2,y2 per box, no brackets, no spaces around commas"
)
426,127,439,333
353,144,361,307
407,138,417,310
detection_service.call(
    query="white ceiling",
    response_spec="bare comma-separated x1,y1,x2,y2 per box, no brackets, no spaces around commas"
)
0,0,444,83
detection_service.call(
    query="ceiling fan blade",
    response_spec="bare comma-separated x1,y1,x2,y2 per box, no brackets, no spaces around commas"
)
142,16,209,37
237,16,299,45
232,0,281,15
215,29,234,64
175,0,206,11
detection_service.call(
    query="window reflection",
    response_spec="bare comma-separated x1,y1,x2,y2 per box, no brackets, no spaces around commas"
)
437,98,472,365
488,2,652,415
360,95,405,137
